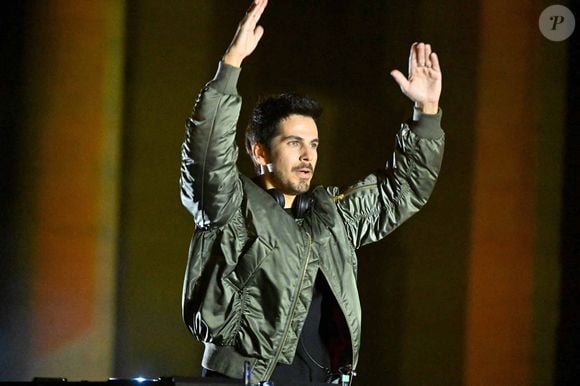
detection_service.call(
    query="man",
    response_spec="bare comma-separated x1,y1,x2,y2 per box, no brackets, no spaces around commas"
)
180,0,444,383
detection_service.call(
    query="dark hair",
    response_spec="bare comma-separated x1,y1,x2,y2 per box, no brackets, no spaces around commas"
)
245,93,322,160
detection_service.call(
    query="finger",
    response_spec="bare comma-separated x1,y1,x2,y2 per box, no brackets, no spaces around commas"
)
425,44,432,67
242,0,265,28
430,52,441,72
390,69,409,90
408,42,418,75
252,0,268,22
244,0,258,20
417,42,426,66
245,0,257,14
258,0,268,16
252,0,267,36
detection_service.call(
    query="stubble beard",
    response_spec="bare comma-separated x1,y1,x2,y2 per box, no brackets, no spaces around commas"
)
273,169,311,195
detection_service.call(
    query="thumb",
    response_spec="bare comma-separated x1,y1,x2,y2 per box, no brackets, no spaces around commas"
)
390,69,408,90
254,25,265,43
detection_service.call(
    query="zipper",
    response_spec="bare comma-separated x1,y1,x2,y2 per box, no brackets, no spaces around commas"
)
332,183,375,201
264,231,313,379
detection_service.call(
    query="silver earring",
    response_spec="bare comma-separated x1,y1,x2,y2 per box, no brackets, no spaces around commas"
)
256,163,273,175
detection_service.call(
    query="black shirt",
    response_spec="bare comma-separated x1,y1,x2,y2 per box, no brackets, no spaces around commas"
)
271,271,331,383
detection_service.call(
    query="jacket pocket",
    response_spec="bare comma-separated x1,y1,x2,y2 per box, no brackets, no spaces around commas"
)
192,278,247,346
226,237,274,290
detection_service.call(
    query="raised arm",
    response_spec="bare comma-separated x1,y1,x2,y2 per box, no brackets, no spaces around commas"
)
180,0,268,229
332,113,444,249
333,43,445,248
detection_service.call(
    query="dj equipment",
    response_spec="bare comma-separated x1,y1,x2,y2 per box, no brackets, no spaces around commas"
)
28,377,331,386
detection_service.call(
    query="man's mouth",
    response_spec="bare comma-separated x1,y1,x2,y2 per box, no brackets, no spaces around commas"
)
293,164,313,178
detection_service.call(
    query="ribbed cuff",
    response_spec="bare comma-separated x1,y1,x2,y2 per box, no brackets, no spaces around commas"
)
207,61,241,95
408,108,444,139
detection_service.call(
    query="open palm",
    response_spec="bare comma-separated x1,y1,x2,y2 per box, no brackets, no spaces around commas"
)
223,0,268,67
391,42,442,113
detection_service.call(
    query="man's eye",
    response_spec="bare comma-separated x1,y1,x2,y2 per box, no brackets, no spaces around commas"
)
288,141,299,146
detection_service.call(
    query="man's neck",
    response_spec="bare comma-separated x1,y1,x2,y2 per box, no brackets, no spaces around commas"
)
255,174,296,209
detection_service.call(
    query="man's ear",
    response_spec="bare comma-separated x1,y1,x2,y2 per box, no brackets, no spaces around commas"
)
251,142,269,166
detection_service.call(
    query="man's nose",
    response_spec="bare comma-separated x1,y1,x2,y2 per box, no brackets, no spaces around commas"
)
300,145,314,161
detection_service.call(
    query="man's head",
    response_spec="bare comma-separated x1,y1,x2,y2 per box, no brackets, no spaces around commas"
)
246,93,322,200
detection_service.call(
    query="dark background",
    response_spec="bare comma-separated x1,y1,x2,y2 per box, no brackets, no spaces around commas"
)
1,1,578,385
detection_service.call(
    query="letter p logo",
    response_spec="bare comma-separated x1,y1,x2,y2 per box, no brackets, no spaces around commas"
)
539,5,576,41
550,15,566,30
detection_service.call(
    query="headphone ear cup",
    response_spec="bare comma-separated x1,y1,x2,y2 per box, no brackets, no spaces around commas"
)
267,189,285,208
293,192,313,219
267,188,312,219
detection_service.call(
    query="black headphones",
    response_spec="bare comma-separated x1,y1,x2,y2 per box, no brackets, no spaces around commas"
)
267,189,313,219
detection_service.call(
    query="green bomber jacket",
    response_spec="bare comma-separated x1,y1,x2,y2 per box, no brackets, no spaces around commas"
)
180,62,445,383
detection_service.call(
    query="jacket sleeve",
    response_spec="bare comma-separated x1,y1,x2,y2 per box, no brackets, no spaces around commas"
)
180,62,243,229
331,109,445,249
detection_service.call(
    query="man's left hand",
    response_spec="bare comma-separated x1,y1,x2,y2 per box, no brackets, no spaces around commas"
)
391,42,442,114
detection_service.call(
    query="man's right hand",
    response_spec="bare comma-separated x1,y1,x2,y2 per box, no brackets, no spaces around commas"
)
223,0,268,68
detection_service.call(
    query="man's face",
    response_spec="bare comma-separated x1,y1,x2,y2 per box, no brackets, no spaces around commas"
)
263,114,319,195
